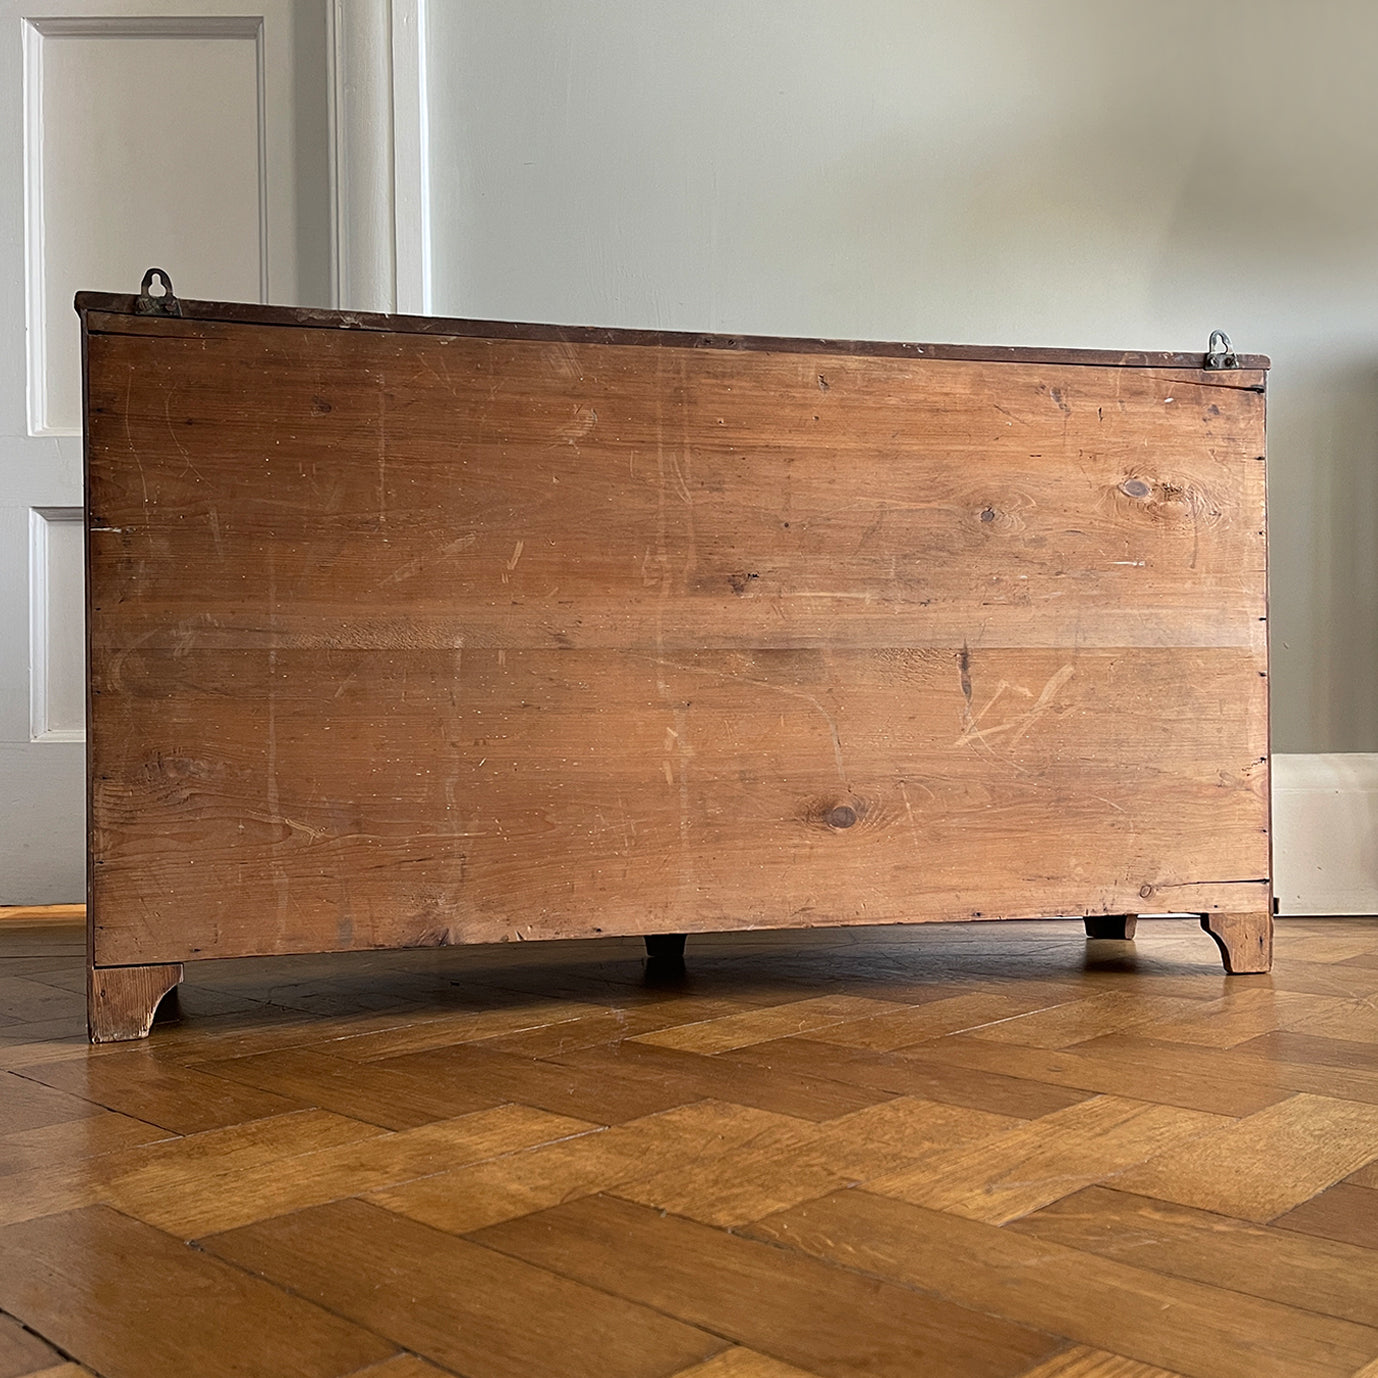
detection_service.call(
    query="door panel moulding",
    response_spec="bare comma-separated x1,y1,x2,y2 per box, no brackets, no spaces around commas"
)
23,15,269,436
28,506,83,743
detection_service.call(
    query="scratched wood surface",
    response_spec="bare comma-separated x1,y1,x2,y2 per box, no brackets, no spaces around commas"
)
82,303,1269,974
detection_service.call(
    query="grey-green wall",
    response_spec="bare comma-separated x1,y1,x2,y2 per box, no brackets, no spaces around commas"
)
424,0,1378,752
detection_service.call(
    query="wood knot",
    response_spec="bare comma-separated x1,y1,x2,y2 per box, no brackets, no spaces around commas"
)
1139,883,1154,899
980,507,996,523
803,796,867,831
1114,474,1212,526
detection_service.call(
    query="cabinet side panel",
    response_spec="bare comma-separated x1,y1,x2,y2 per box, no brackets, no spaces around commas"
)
86,321,1267,963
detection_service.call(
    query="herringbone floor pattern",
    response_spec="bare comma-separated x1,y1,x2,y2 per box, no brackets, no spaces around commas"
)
2,914,1378,1378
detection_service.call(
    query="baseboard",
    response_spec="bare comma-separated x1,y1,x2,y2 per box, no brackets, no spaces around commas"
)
0,903,84,925
1273,753,1378,916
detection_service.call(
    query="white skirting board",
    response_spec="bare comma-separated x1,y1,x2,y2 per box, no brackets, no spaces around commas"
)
1272,753,1378,916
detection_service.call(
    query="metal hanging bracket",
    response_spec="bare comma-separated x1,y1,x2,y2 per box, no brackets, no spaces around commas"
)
134,268,181,317
1204,329,1238,370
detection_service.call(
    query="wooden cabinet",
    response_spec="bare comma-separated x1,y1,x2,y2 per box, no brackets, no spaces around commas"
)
80,288,1271,1041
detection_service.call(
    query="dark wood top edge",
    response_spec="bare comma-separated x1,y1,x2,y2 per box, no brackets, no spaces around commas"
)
74,292,1271,371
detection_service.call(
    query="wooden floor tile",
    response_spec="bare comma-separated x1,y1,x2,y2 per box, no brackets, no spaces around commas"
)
473,1193,1063,1378
373,1099,806,1234
344,1358,456,1378
964,993,1208,1050
1286,997,1378,1046
1010,1349,1188,1377
798,992,1052,1050
1009,1185,1378,1327
746,1190,1378,1378
1235,1028,1378,1073
203,1197,724,1378
0,1029,91,1070
550,1037,889,1121
1112,1093,1378,1221
1271,927,1378,963
372,1041,691,1124
630,996,905,1054
0,959,79,982
0,1111,172,1177
1077,1029,1378,1110
0,1205,396,1378
868,1095,1228,1223
723,1036,1092,1119
668,1349,825,1377
1271,1181,1378,1250
120,1103,596,1237
475,997,769,1058
20,969,81,998
78,1013,320,1066
0,1312,66,1378
320,1000,616,1062
0,928,82,952
0,1072,105,1137
1351,1157,1378,1188
21,1048,310,1134
616,1096,1022,1227
0,1109,381,1228
1232,1049,1378,1107
903,1031,1290,1117
1131,989,1344,1049
0,980,80,1028
1242,955,1378,1000
191,1045,510,1129
6,916,1378,1378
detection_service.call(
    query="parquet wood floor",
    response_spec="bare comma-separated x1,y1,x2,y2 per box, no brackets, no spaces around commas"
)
2,913,1378,1377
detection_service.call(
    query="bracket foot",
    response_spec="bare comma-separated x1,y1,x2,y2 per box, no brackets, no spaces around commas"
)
88,963,184,1042
1200,911,1273,974
1084,914,1138,940
644,933,687,961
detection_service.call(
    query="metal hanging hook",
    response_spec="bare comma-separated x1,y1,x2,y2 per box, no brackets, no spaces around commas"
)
134,268,181,317
1204,329,1238,370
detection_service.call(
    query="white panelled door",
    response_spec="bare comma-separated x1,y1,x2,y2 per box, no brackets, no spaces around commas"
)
0,0,333,901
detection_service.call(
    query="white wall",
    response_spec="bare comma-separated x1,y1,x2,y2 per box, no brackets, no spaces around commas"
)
423,0,1378,756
